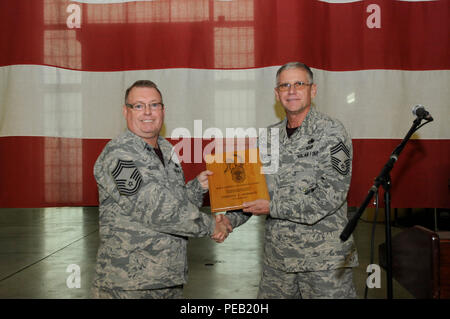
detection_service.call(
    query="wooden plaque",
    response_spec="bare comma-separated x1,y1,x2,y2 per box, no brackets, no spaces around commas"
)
205,148,269,213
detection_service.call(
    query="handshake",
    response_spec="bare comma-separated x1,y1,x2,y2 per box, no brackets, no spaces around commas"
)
211,214,232,243
196,170,268,244
196,170,233,243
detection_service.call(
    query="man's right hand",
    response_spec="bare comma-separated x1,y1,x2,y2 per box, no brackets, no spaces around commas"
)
211,214,232,243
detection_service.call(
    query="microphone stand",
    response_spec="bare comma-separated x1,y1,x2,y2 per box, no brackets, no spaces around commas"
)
340,115,433,299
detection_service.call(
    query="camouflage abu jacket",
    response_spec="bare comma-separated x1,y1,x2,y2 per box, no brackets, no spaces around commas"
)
227,108,359,272
93,129,215,290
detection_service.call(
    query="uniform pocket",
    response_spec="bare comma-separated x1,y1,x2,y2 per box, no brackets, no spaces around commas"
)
293,169,317,195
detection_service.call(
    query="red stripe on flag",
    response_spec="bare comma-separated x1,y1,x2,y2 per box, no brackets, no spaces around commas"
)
1,136,449,208
349,139,450,209
0,136,105,207
0,0,448,71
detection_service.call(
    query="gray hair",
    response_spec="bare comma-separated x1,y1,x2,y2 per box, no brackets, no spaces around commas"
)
275,62,314,85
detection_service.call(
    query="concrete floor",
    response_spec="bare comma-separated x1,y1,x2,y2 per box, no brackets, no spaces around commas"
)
0,206,425,299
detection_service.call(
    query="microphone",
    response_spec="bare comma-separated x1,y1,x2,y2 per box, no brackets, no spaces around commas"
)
412,104,433,121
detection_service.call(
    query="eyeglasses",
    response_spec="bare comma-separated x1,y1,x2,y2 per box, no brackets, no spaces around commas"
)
276,81,312,92
126,102,164,111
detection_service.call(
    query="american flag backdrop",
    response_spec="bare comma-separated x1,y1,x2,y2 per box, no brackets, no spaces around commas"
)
0,0,448,208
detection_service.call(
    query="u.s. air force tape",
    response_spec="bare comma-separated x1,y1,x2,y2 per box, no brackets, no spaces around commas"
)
111,159,143,196
330,142,350,176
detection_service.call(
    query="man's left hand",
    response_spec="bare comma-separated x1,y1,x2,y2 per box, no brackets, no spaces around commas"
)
242,199,270,215
197,170,213,190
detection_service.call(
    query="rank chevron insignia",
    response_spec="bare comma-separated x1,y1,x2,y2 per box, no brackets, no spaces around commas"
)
111,160,143,196
330,142,350,176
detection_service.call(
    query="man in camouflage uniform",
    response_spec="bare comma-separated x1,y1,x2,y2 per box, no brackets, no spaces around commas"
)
225,62,359,298
92,80,229,299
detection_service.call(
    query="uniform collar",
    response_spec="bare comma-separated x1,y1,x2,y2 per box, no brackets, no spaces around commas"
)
124,129,148,152
280,107,318,141
124,129,176,165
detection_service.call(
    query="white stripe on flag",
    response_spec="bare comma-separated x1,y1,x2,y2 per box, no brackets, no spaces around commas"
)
0,65,447,139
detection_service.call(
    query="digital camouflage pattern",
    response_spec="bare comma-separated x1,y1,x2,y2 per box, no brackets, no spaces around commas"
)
226,107,359,297
257,263,356,299
93,129,215,292
263,108,359,272
92,285,184,299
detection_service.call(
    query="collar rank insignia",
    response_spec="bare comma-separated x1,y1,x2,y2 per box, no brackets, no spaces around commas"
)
330,142,350,176
111,160,143,196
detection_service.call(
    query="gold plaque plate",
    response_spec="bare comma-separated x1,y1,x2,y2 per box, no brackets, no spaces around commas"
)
206,148,269,213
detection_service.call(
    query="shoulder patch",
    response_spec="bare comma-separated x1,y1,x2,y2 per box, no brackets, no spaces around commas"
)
330,142,350,175
111,160,143,196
